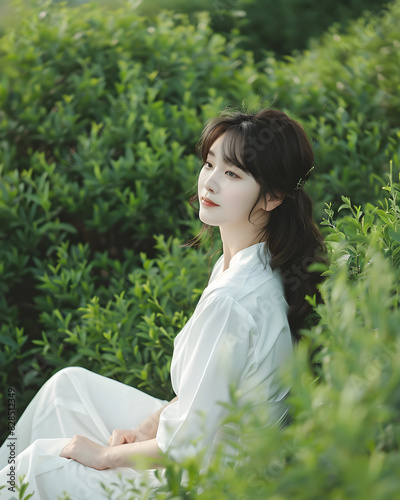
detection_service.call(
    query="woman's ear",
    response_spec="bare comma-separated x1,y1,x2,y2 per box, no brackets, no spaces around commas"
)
262,193,283,212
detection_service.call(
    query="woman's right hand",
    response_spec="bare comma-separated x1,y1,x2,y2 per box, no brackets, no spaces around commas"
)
108,397,177,447
107,429,138,447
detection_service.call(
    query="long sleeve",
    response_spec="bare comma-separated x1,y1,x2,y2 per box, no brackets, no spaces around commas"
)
156,294,256,464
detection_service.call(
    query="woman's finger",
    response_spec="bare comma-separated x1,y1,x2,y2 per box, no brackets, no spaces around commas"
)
108,429,121,447
108,429,136,447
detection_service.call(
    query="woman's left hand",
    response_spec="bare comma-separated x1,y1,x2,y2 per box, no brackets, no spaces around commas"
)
60,435,110,470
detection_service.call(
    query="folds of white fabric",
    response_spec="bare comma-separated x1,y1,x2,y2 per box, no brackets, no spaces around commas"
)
0,367,168,499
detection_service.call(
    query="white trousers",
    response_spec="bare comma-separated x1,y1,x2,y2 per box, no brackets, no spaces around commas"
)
0,367,168,499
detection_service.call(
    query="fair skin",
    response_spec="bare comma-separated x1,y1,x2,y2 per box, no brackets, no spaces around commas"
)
60,132,282,470
60,397,178,469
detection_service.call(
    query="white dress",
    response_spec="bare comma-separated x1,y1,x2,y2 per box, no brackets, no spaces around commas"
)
0,242,293,499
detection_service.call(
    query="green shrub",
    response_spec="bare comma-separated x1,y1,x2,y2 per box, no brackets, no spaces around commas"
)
30,235,212,398
254,0,400,211
133,0,389,59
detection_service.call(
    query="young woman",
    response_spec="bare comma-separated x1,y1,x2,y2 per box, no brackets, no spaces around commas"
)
0,108,325,499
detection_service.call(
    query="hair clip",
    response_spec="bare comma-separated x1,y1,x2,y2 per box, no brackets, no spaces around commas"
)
295,165,315,191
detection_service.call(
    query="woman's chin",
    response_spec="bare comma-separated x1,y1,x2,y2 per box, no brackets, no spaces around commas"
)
199,212,218,226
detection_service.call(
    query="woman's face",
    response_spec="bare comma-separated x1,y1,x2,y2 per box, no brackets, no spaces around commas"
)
198,133,267,230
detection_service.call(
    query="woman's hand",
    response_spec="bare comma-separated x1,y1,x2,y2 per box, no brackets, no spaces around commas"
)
107,429,138,447
60,435,111,470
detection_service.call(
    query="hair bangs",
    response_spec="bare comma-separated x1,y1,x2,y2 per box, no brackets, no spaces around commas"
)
197,118,258,177
219,127,250,174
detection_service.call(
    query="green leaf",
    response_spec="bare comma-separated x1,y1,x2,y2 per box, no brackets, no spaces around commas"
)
388,229,400,243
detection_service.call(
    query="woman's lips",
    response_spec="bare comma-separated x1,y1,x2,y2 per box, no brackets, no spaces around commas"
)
201,197,219,207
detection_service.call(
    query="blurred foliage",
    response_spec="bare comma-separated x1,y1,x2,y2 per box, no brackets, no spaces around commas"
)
1,0,400,497
256,0,400,212
133,0,390,59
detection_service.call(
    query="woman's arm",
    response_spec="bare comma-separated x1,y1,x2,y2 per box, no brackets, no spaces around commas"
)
60,397,178,470
108,396,178,446
60,435,163,470
107,438,162,469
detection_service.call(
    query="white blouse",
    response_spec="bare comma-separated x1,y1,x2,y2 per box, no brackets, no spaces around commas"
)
156,242,294,465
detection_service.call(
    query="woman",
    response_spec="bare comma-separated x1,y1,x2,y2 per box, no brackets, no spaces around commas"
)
0,108,325,499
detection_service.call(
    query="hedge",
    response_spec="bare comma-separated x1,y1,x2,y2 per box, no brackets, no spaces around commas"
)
134,0,390,59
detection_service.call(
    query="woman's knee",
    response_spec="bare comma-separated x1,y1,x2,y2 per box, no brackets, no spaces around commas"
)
48,366,91,387
24,437,71,460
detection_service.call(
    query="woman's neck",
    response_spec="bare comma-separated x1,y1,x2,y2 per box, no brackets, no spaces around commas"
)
220,228,265,272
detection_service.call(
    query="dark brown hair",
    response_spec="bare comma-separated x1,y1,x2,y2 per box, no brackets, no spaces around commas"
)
190,108,327,342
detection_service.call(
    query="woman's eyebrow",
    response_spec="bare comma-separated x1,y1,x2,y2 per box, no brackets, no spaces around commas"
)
207,149,243,171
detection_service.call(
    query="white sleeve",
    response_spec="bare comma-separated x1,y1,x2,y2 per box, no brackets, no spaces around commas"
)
156,294,255,462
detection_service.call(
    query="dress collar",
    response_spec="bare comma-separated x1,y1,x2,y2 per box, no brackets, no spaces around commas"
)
227,242,267,270
209,242,269,284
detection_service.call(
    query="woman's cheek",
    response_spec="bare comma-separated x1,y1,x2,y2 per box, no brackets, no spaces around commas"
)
225,186,252,208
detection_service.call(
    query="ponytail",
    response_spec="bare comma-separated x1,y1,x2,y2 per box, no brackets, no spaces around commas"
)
263,188,326,341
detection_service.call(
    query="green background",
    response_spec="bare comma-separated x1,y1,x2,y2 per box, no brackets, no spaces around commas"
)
0,0,400,497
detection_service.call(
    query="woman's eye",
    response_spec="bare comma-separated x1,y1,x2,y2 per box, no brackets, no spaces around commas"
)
202,163,239,178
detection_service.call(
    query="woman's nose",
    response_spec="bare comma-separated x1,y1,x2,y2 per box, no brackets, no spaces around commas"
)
203,170,219,193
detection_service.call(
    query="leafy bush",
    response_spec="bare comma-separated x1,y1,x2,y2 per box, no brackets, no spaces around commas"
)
133,0,389,59
253,0,400,211
31,235,211,399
